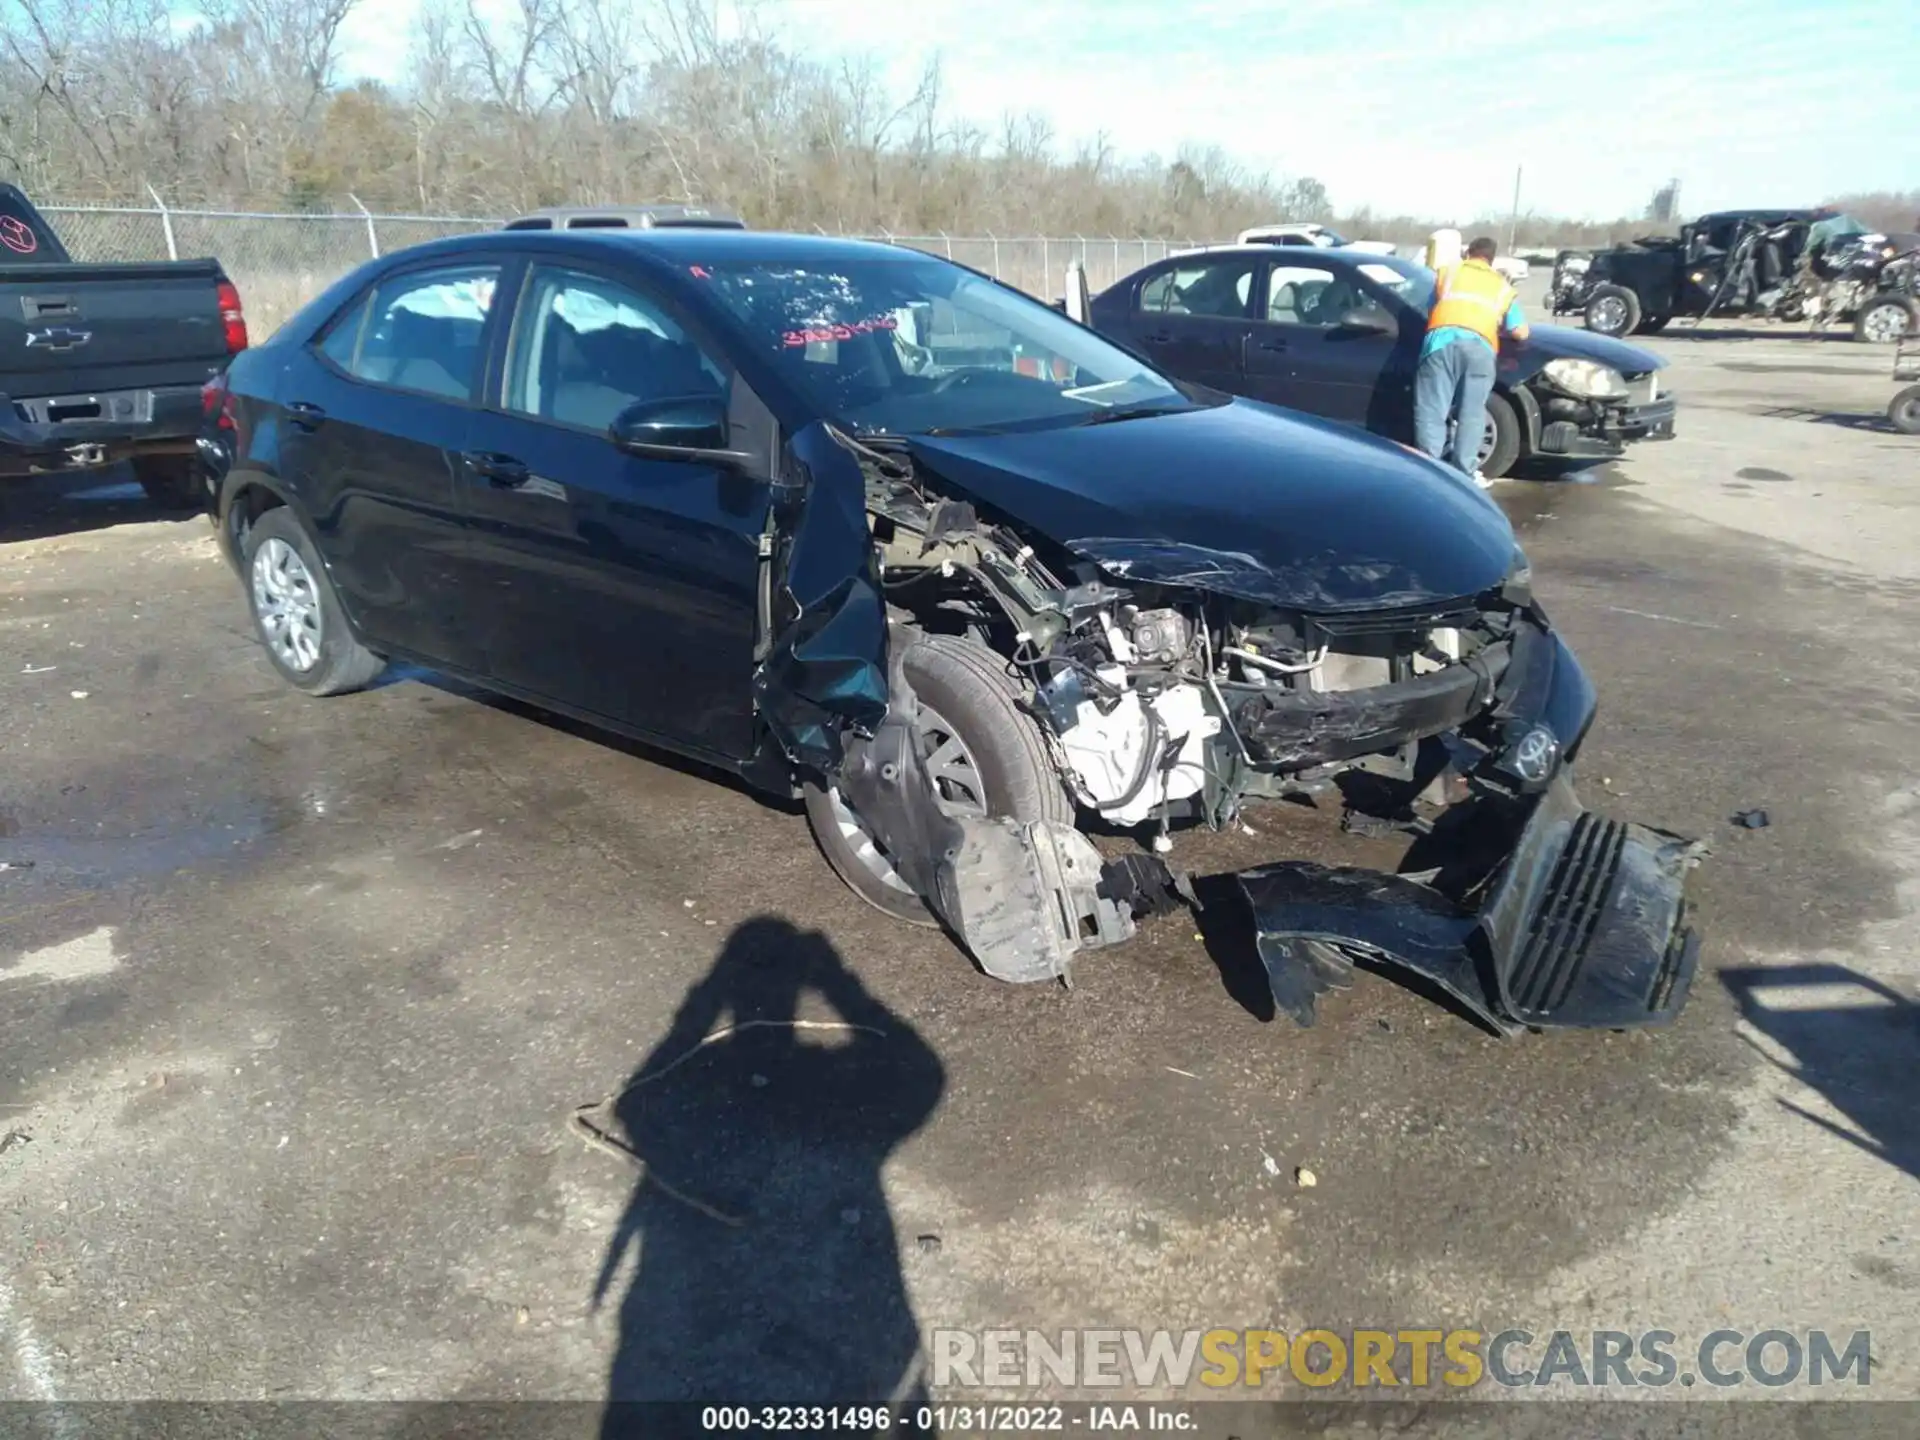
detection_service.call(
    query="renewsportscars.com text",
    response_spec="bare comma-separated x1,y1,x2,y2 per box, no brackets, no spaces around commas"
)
929,1327,1875,1390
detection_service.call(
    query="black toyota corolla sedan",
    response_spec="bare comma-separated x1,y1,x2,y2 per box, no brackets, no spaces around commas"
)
199,227,1702,1033
1086,247,1677,478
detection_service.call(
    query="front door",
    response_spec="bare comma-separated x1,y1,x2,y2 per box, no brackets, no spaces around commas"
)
457,261,771,762
1243,259,1404,427
276,261,504,672
1104,254,1260,392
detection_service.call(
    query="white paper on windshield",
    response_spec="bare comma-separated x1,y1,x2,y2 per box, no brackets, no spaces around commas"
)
1359,264,1404,285
1059,379,1134,405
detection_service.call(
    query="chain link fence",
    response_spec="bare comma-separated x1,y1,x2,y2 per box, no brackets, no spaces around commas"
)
42,203,1208,336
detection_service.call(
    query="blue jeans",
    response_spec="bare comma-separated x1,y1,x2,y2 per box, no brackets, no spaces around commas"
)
1414,338,1496,474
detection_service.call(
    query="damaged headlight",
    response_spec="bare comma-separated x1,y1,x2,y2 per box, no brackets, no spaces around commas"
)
1541,358,1628,400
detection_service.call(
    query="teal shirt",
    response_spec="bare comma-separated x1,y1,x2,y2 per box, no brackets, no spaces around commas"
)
1420,295,1528,361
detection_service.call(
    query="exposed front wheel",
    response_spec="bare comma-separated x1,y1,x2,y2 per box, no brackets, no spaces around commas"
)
804,633,1072,926
1890,385,1920,435
1854,295,1917,345
242,507,386,696
1476,392,1523,479
1585,284,1643,338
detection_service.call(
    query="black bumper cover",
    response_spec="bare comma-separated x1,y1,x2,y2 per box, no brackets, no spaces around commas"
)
1235,617,1701,1033
1538,396,1678,458
1238,773,1701,1033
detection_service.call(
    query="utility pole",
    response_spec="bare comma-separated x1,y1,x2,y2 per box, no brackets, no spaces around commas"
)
1506,166,1522,254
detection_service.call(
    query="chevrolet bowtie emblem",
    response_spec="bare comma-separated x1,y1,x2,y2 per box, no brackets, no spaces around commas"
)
25,326,92,350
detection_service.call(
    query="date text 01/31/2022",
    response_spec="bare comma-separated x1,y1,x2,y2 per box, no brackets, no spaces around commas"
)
698,1405,1196,1432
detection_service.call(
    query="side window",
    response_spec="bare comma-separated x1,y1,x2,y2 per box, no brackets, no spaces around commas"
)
505,266,729,431
1265,264,1361,328
1136,260,1257,319
347,266,500,401
315,293,370,371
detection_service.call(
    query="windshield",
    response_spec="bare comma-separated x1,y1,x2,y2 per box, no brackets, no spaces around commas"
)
696,251,1199,436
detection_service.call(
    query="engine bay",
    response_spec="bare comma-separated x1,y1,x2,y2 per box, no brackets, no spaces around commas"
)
850,436,1525,842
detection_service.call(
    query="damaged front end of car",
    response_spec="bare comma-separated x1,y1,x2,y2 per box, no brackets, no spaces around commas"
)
753,420,1703,1034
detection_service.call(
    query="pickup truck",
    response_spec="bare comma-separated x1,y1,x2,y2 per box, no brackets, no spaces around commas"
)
1,183,248,508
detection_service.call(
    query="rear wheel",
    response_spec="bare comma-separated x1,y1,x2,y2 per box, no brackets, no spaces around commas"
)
241,507,385,696
1585,284,1642,338
1890,385,1920,435
1476,391,1523,479
804,633,1072,926
1854,295,1917,345
133,455,204,510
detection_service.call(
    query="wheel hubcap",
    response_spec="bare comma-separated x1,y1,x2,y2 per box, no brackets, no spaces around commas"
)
1863,304,1909,343
251,537,324,673
1593,296,1627,331
827,706,987,895
1478,413,1498,465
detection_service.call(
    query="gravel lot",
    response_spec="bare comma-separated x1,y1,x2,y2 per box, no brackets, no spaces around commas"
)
3,317,1917,1420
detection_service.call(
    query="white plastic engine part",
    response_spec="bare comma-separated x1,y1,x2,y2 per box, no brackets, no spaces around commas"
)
1056,680,1221,827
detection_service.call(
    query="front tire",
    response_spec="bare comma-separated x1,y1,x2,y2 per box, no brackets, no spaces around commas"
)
1476,391,1523,479
1890,385,1920,435
1585,284,1643,338
804,633,1073,926
133,455,204,510
241,507,385,696
1854,295,1916,345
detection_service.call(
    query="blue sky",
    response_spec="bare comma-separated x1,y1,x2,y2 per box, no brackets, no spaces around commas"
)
339,0,1919,222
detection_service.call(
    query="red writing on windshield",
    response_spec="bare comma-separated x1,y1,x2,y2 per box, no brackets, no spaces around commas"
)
0,216,38,254
782,316,899,347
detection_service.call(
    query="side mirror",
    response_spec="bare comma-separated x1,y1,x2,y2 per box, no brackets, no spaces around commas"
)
609,394,756,469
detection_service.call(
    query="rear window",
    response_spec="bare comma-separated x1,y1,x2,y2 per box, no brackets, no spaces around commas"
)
0,192,63,265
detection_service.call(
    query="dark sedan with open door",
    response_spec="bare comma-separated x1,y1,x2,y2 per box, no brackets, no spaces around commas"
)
1087,247,1677,479
199,227,1702,1033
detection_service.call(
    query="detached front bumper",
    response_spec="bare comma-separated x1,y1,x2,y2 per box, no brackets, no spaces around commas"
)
1239,771,1703,1033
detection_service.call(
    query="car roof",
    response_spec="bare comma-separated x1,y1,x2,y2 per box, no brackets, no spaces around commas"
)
1695,208,1818,225
1164,244,1412,267
392,227,931,273
505,203,746,230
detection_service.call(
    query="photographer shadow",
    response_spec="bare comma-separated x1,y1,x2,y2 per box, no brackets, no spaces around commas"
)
594,916,945,1436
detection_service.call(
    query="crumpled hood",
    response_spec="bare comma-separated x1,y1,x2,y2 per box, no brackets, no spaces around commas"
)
906,398,1518,612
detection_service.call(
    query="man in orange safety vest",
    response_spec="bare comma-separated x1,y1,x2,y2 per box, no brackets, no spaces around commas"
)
1415,236,1530,485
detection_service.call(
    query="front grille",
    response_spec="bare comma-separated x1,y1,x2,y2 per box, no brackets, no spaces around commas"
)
1507,812,1627,1015
1307,597,1484,639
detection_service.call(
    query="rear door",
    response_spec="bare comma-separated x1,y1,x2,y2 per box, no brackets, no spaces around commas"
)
276,260,506,672
1099,255,1259,392
1244,259,1406,426
455,260,770,761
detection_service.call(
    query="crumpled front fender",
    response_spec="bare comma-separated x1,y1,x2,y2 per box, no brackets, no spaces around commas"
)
752,423,890,773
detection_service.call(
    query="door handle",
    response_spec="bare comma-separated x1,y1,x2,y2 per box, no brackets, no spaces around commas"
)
284,401,327,430
1253,338,1288,353
462,450,530,486
1141,331,1173,344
